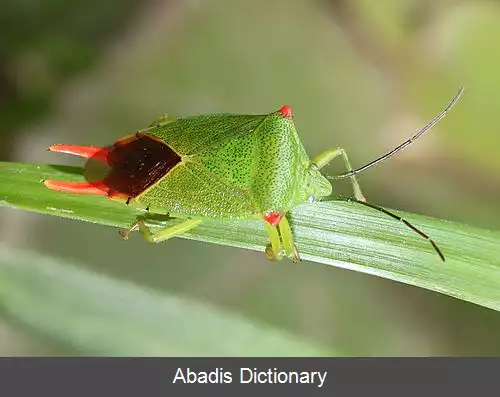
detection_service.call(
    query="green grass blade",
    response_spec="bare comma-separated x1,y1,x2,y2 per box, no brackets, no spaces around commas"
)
0,246,328,356
1,161,500,311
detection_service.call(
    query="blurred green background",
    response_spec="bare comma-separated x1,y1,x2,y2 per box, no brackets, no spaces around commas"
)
1,0,500,355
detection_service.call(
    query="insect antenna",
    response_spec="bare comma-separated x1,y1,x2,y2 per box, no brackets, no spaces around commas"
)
347,197,445,262
333,86,464,180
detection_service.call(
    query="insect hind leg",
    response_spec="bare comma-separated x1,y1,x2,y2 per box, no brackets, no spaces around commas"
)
120,218,202,243
311,147,366,202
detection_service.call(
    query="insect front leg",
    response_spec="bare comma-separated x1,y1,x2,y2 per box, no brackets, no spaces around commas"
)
311,147,366,202
278,216,301,263
119,218,203,243
264,216,300,263
264,222,285,262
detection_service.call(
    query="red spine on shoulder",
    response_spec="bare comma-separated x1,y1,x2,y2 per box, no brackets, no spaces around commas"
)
277,105,294,119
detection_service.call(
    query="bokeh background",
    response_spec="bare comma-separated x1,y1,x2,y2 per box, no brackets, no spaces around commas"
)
1,0,500,355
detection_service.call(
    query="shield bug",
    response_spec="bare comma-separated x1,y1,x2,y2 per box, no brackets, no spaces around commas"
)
44,87,463,262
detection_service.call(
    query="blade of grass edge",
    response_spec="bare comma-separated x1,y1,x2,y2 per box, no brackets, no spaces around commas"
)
1,162,500,312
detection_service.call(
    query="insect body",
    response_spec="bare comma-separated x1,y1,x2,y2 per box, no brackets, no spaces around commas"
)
44,88,463,262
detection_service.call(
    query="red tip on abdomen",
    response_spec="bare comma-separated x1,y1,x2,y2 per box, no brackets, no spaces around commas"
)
278,105,294,119
263,211,282,226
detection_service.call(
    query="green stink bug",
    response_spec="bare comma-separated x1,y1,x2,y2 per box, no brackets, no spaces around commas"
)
44,88,463,262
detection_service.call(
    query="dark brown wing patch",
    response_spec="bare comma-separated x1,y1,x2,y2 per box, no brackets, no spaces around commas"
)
83,133,181,198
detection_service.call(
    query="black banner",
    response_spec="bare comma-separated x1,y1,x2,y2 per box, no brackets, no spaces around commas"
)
0,358,497,396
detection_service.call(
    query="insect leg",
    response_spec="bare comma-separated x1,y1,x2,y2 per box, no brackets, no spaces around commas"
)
311,148,366,201
278,215,301,263
119,218,202,243
148,114,177,127
265,223,284,261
